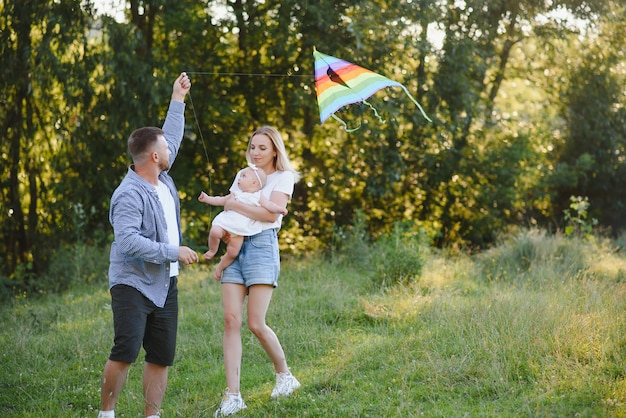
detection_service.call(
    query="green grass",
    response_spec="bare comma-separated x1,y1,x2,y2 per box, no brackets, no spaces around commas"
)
2,229,626,417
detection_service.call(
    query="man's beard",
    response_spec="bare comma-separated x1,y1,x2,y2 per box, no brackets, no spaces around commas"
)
158,159,170,171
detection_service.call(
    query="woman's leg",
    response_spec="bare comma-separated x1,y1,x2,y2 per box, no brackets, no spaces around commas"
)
246,285,289,373
221,283,248,392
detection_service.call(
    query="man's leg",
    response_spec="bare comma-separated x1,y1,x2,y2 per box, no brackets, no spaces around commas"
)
142,277,178,417
143,362,168,417
100,359,132,412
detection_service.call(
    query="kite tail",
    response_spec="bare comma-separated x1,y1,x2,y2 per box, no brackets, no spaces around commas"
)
362,100,386,124
399,85,433,122
331,114,361,133
331,100,387,131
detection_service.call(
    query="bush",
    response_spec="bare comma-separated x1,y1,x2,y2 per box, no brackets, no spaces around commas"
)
36,243,110,294
330,212,429,288
476,228,591,287
372,221,429,287
329,210,372,270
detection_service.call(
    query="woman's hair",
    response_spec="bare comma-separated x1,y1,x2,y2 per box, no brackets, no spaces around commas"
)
246,126,300,183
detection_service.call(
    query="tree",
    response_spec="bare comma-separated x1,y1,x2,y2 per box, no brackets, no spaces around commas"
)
550,1,626,232
0,0,94,283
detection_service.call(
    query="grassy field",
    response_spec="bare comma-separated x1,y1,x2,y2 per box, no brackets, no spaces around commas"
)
2,229,626,417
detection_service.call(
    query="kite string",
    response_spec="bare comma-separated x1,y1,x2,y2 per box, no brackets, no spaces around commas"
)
186,71,313,78
187,90,213,218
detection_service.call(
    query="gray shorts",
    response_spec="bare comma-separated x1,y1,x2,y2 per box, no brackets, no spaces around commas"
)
221,228,280,287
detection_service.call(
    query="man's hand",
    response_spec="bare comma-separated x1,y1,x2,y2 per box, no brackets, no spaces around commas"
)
178,246,199,265
172,72,191,102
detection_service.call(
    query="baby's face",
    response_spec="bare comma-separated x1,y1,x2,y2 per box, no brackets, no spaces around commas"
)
238,168,261,192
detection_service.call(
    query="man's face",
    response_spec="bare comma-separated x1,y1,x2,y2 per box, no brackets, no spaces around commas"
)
154,135,171,171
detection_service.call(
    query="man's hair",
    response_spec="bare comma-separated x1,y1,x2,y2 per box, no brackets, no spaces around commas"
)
127,127,164,162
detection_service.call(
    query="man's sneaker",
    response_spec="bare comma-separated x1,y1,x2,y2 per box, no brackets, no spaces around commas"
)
214,391,247,417
271,372,301,399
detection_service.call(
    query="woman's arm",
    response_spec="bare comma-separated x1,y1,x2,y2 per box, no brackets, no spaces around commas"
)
225,190,289,222
259,195,288,215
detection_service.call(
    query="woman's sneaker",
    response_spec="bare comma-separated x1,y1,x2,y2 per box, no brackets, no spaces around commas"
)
271,372,301,398
214,391,247,417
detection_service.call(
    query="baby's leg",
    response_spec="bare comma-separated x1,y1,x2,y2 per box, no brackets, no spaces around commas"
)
204,226,226,260
214,236,244,280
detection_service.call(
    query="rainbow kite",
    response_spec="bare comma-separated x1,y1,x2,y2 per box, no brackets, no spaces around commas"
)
313,47,431,132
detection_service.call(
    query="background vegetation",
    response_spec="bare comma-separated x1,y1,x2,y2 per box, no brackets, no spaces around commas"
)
1,1,625,292
2,226,626,416
2,3,625,416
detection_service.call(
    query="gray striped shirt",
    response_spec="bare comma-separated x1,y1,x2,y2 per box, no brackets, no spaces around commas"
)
108,100,185,307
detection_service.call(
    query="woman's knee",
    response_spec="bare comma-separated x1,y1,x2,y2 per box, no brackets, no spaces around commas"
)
224,312,243,330
247,318,267,336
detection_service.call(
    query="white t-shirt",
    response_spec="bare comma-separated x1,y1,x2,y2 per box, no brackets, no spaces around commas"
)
156,181,180,277
230,169,295,231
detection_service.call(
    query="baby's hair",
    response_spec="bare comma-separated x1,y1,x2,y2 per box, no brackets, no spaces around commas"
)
248,164,267,188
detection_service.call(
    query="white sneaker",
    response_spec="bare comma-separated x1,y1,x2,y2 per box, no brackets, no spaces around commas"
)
271,372,301,399
214,391,247,417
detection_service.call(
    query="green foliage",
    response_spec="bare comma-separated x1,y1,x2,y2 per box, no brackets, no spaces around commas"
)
329,210,372,269
476,228,591,285
548,1,626,231
330,212,429,287
372,221,428,287
37,243,110,294
563,195,598,239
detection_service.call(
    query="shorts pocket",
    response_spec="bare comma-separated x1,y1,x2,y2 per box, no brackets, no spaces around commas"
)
249,232,273,248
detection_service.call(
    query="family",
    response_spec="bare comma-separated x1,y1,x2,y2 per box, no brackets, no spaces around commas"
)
97,73,300,418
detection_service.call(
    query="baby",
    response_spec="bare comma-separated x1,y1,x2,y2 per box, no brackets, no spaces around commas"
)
198,165,287,280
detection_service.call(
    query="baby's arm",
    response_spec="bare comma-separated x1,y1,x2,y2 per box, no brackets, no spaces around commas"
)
259,195,288,216
198,192,231,206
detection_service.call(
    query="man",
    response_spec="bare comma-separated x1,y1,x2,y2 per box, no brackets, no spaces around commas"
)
98,72,199,418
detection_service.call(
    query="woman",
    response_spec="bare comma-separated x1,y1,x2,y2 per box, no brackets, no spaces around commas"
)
213,126,301,417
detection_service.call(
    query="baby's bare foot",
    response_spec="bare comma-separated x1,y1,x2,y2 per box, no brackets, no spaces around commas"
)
203,250,216,260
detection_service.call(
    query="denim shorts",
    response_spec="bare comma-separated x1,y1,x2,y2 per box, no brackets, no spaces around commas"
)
108,277,178,366
221,228,280,287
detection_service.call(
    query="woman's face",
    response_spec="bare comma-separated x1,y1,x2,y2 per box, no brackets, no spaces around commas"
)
248,133,276,172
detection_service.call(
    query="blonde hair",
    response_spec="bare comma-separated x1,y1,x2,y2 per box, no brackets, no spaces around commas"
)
246,126,300,183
